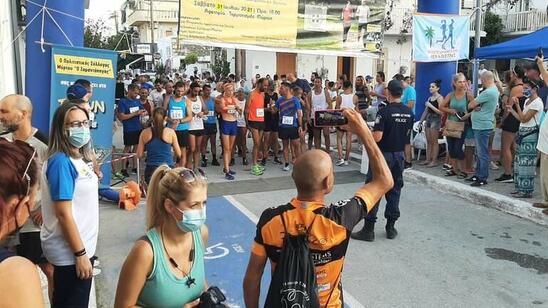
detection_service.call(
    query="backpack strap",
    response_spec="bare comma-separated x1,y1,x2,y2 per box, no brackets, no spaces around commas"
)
323,269,342,308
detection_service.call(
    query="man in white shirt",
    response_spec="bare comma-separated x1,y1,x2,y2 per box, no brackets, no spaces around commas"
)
356,0,370,44
149,81,165,108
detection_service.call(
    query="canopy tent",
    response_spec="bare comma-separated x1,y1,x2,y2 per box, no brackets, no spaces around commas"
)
475,26,548,59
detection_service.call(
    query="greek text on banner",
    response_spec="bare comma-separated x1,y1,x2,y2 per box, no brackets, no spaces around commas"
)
54,55,114,78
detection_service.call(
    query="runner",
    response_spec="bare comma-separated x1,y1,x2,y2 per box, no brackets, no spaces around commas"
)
219,83,241,180
355,75,372,120
200,84,220,167
149,80,165,108
236,88,249,166
275,82,303,171
246,78,268,176
308,77,332,151
167,82,193,168
186,82,207,170
263,82,282,165
336,80,358,166
117,83,147,177
293,86,309,153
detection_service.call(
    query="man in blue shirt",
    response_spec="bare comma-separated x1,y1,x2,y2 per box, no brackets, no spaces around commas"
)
275,82,303,171
116,83,146,177
394,74,416,169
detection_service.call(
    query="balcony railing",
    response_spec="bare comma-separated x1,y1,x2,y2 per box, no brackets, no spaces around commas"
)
502,10,547,34
127,9,178,26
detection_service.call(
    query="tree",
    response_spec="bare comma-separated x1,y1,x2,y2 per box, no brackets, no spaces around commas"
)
424,26,435,47
185,53,199,65
84,19,109,49
483,11,504,46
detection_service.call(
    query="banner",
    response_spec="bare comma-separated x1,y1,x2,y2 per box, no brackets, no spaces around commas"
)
412,14,470,62
50,45,117,187
179,0,386,57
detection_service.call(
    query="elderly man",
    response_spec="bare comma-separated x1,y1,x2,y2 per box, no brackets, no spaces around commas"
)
0,94,54,300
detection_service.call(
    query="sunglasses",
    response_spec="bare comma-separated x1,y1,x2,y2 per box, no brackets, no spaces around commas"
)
178,168,207,183
22,148,37,197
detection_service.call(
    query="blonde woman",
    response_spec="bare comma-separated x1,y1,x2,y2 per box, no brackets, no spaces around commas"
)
115,166,208,307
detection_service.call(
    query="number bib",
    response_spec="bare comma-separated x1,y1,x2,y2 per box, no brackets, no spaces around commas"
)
170,109,183,119
208,110,215,117
228,106,237,114
129,106,139,114
282,116,294,126
256,108,264,118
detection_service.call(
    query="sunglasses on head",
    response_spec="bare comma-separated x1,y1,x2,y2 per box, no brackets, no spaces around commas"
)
178,168,207,183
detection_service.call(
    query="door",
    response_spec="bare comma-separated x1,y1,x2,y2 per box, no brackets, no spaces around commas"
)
276,53,297,76
337,57,355,82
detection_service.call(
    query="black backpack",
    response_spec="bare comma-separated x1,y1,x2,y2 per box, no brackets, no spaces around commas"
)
264,212,321,308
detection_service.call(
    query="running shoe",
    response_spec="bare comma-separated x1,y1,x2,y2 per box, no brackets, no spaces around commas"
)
201,159,207,168
242,158,249,165
336,159,345,166
471,180,488,187
225,173,235,180
273,157,283,165
343,160,349,166
251,164,264,176
223,169,236,175
465,176,478,182
211,159,220,166
282,164,291,171
495,174,513,183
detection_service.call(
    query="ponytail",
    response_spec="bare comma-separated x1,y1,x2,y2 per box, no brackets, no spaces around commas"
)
151,107,166,137
146,165,172,230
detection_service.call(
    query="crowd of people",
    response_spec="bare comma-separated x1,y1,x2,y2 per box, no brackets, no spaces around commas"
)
0,53,546,307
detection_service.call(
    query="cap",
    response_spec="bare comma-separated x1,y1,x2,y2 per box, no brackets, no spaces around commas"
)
387,80,403,97
365,75,373,80
66,84,88,100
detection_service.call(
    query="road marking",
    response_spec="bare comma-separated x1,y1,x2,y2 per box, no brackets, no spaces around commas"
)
224,195,365,308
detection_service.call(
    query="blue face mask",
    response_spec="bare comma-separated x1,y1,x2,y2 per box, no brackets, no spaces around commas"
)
67,127,91,148
523,89,532,98
174,206,206,232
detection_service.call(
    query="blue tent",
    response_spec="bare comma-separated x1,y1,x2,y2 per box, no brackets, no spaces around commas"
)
475,26,548,59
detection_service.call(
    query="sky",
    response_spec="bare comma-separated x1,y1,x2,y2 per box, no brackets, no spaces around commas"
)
85,0,123,34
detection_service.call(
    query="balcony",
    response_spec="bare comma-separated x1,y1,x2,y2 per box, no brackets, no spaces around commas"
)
502,10,547,35
126,9,178,26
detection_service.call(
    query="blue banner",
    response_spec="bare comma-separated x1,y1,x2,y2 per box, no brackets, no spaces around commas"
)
413,14,470,62
50,45,117,186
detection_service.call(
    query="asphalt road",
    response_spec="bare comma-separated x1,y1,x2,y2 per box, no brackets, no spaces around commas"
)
94,162,548,307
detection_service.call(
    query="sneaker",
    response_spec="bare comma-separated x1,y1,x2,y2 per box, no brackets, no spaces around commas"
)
242,158,249,165
120,169,130,178
273,157,283,165
336,159,345,166
471,180,488,187
490,161,500,170
257,164,266,171
343,160,349,166
251,165,264,176
495,174,513,183
211,159,220,166
282,164,291,171
465,176,478,182
260,159,267,166
201,159,207,168
225,173,235,180
223,169,236,175
404,161,412,170
442,164,452,171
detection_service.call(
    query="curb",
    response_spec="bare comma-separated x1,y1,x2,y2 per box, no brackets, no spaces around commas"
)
404,169,548,227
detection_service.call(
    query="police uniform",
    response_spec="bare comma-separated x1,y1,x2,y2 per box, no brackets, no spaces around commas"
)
365,102,414,223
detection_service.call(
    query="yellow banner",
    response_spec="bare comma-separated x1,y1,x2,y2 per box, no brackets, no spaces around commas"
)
53,55,114,78
181,0,298,48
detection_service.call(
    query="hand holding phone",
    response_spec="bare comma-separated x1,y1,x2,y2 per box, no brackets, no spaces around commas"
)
314,110,348,127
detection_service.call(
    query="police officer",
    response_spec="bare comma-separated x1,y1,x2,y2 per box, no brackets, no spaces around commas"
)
351,79,414,241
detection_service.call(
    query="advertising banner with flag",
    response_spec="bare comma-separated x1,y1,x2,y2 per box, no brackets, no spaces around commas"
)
413,14,470,62
50,45,117,186
179,0,387,57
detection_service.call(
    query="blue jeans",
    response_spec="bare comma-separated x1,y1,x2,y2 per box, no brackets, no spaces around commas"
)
474,129,491,181
365,151,404,222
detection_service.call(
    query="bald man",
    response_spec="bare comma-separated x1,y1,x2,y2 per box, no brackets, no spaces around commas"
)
0,94,54,299
243,108,393,307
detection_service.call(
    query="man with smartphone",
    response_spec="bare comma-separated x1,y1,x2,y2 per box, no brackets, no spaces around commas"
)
352,80,414,241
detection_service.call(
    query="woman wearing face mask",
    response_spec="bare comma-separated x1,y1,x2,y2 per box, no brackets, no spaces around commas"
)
0,138,44,307
507,79,544,198
419,79,444,167
40,102,98,307
114,166,208,308
137,107,182,184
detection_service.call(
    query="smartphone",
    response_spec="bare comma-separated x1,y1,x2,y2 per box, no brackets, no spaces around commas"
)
314,109,348,127
538,47,544,59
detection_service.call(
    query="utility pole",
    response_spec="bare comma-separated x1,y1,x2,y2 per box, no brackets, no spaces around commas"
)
149,0,155,52
472,0,482,96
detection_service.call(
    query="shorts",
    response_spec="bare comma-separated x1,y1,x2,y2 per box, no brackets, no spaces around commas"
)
123,130,141,146
144,164,173,184
204,123,217,136
176,130,189,147
446,135,465,160
189,130,204,137
264,116,279,132
279,127,299,140
221,120,238,136
248,120,265,131
425,114,441,130
501,116,520,133
16,232,47,264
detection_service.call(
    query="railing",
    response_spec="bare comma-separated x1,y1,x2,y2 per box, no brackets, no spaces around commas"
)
127,9,178,25
502,10,547,33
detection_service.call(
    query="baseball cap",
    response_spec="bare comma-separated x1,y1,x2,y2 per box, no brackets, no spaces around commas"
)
387,80,403,97
365,75,373,80
66,84,88,99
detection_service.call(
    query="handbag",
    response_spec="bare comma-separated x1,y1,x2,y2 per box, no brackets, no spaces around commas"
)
443,119,465,138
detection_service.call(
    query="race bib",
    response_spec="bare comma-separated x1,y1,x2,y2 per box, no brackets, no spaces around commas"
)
237,117,246,127
129,106,139,114
228,106,237,114
190,116,204,130
208,110,215,117
170,109,183,119
191,102,202,114
256,108,264,118
282,116,294,126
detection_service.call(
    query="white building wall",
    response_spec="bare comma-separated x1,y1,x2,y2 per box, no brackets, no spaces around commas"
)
355,57,375,78
226,48,236,76
383,37,413,78
245,51,276,79
0,0,17,98
297,54,338,81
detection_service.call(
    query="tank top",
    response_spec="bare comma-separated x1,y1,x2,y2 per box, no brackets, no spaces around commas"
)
247,90,265,122
311,90,328,119
502,84,526,128
236,99,246,127
137,228,206,307
203,97,216,125
0,247,14,263
340,93,355,109
427,96,440,114
145,131,174,167
168,96,189,131
448,92,468,122
355,87,369,110
374,83,385,106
